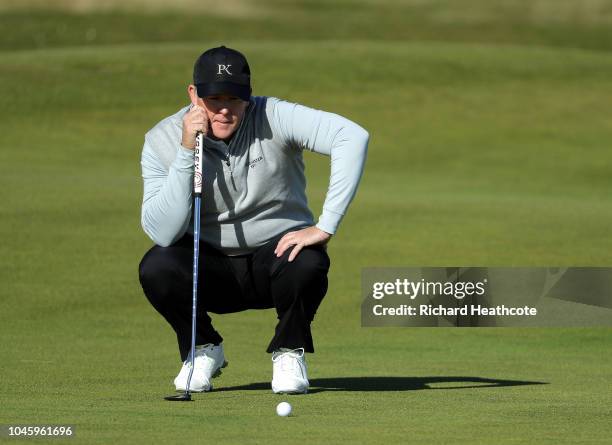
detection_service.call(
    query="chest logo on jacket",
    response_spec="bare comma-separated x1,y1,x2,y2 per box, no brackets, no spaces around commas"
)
249,156,263,169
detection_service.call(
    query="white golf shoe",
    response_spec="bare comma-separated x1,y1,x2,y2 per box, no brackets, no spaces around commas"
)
271,348,309,394
174,343,227,392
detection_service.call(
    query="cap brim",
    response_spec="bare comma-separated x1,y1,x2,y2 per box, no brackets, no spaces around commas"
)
195,82,251,101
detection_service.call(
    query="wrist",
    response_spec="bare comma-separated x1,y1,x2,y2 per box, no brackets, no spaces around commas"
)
181,138,195,150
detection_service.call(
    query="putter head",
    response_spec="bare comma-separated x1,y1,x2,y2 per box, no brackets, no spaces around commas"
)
164,392,192,402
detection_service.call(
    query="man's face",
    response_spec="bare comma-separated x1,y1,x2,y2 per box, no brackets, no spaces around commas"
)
194,93,247,141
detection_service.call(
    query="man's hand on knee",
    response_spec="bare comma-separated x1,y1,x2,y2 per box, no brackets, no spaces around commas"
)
274,226,332,262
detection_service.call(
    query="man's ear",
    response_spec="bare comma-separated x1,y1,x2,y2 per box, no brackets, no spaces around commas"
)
187,85,199,106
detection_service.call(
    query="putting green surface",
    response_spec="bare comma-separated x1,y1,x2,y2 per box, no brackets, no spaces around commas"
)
1,1,611,443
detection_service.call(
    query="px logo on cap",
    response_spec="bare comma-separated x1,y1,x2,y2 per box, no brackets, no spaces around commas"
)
217,64,233,75
193,46,251,101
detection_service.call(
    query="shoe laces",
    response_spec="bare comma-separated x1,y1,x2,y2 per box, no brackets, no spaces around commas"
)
184,343,217,368
272,348,305,373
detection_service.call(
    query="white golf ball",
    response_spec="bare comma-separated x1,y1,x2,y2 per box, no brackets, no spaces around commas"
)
276,401,292,417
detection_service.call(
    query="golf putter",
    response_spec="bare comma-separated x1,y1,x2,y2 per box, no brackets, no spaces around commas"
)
165,131,204,402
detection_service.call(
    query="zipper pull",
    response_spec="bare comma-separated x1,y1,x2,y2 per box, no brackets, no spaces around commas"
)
224,153,236,189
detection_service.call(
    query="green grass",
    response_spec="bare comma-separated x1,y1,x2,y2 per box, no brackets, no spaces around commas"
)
4,0,612,52
1,1,612,443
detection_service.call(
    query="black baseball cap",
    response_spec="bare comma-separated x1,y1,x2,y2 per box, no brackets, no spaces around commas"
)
193,46,251,101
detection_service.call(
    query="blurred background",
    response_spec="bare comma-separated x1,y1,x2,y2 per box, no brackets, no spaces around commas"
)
1,1,611,443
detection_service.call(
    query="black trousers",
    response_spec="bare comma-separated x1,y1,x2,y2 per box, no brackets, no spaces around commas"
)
138,232,330,361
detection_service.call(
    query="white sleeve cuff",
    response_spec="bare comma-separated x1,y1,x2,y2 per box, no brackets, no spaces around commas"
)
316,208,344,235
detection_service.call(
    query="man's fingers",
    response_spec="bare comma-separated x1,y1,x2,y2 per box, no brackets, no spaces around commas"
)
190,105,206,115
277,238,306,261
288,244,304,262
275,239,294,257
274,228,331,259
187,107,208,126
181,106,210,149
275,233,295,256
194,123,208,134
274,239,283,256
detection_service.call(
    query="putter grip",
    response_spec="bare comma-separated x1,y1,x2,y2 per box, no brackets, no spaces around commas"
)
194,132,203,196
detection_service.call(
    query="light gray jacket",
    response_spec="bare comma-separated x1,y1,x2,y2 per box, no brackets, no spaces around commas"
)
141,96,369,254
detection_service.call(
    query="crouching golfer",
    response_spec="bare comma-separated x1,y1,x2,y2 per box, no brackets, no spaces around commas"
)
138,46,368,394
